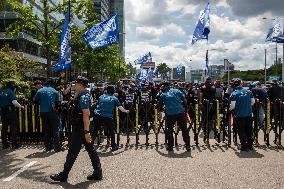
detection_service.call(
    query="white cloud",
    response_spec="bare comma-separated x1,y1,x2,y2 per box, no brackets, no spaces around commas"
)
125,0,283,73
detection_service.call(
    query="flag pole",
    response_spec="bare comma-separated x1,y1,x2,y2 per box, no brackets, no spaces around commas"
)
68,0,72,81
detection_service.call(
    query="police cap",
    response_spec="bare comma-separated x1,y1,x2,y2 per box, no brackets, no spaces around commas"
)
233,78,242,86
75,76,89,87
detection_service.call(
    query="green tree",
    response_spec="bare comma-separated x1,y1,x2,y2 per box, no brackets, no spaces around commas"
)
156,63,171,80
70,0,126,82
4,0,71,77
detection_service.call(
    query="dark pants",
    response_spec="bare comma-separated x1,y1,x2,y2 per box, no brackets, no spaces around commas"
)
40,112,61,149
235,117,253,148
93,114,116,148
165,113,190,148
1,109,18,147
63,122,101,177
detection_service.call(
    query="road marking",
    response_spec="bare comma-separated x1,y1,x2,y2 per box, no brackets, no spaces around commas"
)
3,161,37,182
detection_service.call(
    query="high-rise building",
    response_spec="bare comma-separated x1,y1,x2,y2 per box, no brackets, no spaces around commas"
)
92,0,125,58
0,0,63,65
110,0,125,59
93,0,111,21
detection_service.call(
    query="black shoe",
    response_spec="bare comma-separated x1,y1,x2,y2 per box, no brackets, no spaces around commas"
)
166,147,173,152
240,146,248,151
111,146,118,152
12,144,21,149
45,147,53,152
50,173,67,182
54,147,64,152
186,145,191,152
247,146,254,151
87,168,103,181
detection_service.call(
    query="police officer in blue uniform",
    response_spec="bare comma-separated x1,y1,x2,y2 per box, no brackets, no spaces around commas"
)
230,79,255,151
35,79,62,152
50,76,102,182
157,81,191,152
0,81,24,149
93,85,129,151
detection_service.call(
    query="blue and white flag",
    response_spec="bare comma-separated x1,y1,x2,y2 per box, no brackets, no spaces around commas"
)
266,19,284,43
134,52,152,65
177,64,183,76
53,1,71,73
83,15,118,49
192,2,210,45
205,50,209,76
139,69,148,80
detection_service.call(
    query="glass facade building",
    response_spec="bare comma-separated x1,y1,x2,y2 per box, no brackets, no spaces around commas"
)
93,0,125,58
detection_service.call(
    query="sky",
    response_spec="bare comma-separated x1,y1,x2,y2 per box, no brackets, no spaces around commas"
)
124,0,284,71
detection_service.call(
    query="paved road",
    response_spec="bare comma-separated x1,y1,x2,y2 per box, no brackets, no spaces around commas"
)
0,132,284,189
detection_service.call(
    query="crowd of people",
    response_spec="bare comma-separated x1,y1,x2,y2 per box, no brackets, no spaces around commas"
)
1,74,284,182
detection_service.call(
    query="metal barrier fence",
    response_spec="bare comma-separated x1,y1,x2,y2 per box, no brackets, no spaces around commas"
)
4,98,284,148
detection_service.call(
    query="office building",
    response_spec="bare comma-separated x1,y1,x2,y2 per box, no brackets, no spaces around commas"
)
0,0,63,65
110,0,125,58
93,0,111,21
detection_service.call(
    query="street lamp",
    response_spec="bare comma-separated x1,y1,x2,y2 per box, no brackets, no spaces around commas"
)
253,47,267,84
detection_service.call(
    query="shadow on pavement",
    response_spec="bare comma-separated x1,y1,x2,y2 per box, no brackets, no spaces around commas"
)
235,150,265,158
50,180,98,189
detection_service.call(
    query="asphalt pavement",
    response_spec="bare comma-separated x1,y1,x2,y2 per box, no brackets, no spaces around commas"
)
0,132,283,189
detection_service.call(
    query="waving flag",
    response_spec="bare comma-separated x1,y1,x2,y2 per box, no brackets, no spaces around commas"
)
266,19,284,43
192,2,210,45
134,52,152,65
205,50,209,76
177,64,183,76
83,15,118,49
53,1,71,73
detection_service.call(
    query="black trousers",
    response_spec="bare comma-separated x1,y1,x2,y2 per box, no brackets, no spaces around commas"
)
93,114,116,148
235,117,253,147
63,122,101,177
1,109,18,147
165,113,190,148
40,112,60,149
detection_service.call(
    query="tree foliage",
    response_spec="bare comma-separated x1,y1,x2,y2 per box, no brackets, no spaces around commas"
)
4,0,126,81
222,64,283,82
156,63,171,79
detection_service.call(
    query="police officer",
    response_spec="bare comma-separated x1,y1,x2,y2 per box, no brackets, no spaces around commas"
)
50,76,102,182
30,80,42,102
230,79,255,151
139,82,151,132
123,82,138,132
157,81,190,152
0,81,24,149
93,85,129,151
35,79,62,152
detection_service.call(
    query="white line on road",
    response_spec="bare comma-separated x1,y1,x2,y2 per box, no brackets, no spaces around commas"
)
3,161,37,182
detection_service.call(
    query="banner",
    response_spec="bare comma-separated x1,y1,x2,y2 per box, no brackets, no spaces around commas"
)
266,19,284,43
177,64,183,76
53,1,71,73
83,15,118,49
192,2,210,45
134,52,152,65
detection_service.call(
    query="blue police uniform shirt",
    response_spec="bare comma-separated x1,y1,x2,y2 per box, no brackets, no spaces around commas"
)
78,91,91,111
158,88,185,116
35,86,59,113
230,87,253,118
0,88,16,108
95,94,121,118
